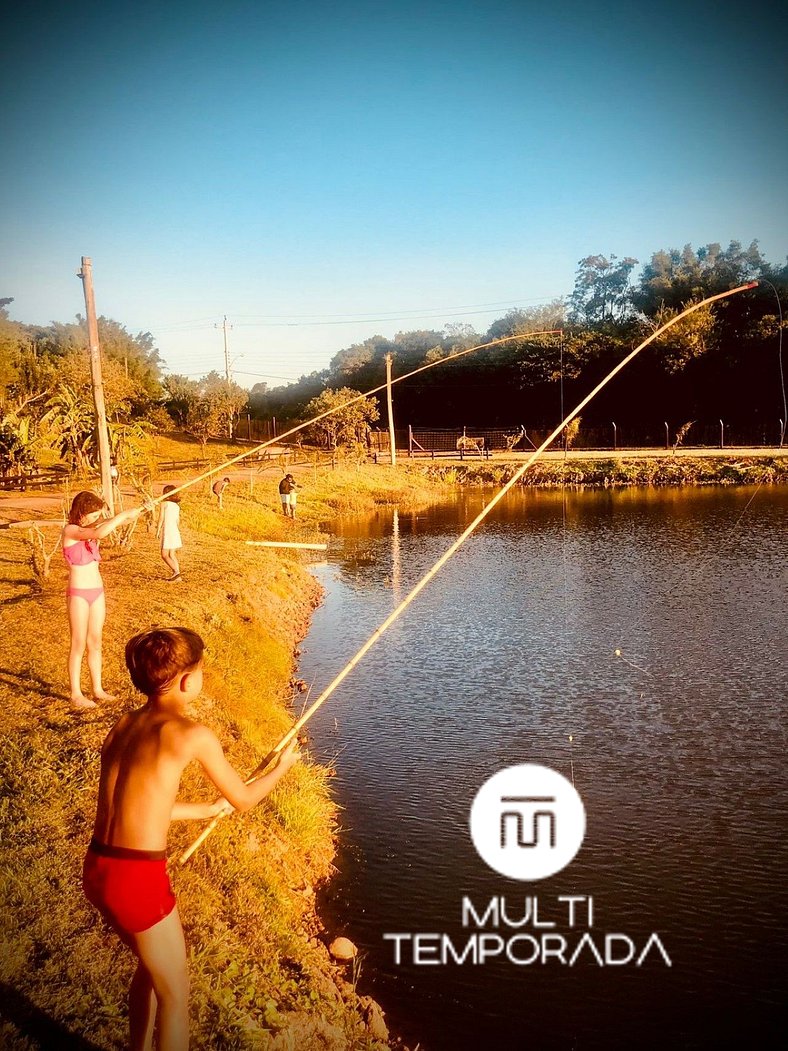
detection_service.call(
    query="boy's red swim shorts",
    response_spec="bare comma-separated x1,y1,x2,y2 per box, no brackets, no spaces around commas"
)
83,838,176,935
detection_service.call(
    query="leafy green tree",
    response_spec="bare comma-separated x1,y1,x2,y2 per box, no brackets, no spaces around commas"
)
391,330,445,367
178,372,249,447
569,255,638,324
486,301,565,343
184,398,218,454
444,323,479,345
329,336,392,378
647,300,716,372
252,369,329,424
93,317,163,400
163,374,200,427
484,302,569,385
0,298,24,407
0,416,37,475
41,386,95,471
198,371,249,438
303,388,379,448
633,241,766,316
59,350,141,421
108,419,155,472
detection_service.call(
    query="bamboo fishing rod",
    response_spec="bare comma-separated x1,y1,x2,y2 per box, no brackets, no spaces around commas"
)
150,330,563,509
179,281,757,864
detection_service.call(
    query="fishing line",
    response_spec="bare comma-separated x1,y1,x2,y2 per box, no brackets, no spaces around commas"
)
606,280,784,678
180,281,756,864
559,330,570,657
558,331,579,780
609,459,770,681
761,279,786,446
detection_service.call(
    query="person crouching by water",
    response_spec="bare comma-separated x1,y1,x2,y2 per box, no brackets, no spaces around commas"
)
211,476,230,509
157,485,183,581
278,473,299,518
83,627,300,1051
62,491,142,710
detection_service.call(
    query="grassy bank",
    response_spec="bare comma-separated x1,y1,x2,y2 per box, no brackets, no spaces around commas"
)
0,467,433,1048
159,459,445,545
418,453,788,488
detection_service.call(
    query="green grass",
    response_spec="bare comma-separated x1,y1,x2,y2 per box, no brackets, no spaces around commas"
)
419,455,788,488
0,499,394,1049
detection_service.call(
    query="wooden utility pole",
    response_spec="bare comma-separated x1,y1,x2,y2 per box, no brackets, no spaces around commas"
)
385,353,396,466
77,257,114,514
217,315,233,439
221,315,231,383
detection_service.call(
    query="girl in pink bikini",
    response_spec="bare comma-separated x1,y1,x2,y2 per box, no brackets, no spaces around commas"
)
62,491,141,710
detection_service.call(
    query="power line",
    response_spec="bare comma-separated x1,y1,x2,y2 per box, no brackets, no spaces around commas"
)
148,293,566,334
231,294,561,320
234,369,305,381
232,305,556,328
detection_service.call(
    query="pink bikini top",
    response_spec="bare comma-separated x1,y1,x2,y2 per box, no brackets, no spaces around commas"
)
63,539,101,566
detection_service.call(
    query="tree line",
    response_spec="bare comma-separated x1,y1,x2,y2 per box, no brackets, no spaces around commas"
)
251,240,788,447
0,307,247,474
2,238,786,475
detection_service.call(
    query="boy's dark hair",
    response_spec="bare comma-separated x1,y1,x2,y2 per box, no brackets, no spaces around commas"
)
125,627,204,695
162,484,181,503
68,491,106,525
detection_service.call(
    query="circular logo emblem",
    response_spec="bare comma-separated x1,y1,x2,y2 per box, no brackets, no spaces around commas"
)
469,763,585,881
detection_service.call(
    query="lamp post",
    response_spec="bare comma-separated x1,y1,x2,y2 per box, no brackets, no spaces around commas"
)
719,419,724,449
612,421,617,452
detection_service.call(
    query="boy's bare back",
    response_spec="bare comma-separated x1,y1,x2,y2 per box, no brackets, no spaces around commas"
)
93,704,205,851
82,626,300,1051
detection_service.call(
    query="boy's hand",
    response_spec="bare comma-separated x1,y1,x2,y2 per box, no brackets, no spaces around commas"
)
277,739,301,770
211,796,233,817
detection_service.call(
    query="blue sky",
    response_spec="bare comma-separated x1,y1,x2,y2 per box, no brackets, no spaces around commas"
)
2,0,786,388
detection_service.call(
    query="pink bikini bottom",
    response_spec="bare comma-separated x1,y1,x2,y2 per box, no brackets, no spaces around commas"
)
67,586,105,607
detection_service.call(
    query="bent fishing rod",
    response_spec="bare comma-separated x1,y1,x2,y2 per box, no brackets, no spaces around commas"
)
179,281,757,864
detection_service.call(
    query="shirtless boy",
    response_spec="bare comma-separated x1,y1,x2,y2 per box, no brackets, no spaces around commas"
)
83,627,299,1050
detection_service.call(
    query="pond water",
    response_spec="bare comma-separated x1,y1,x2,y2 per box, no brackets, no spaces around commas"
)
299,486,787,1051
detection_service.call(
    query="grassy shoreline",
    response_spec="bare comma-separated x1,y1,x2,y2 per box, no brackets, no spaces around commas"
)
416,452,788,488
0,464,440,1050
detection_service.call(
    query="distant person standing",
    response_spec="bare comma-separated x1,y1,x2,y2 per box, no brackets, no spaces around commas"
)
109,461,121,507
157,485,182,581
278,474,299,518
211,476,230,510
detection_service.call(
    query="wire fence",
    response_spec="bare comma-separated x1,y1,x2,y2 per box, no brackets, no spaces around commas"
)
361,421,786,456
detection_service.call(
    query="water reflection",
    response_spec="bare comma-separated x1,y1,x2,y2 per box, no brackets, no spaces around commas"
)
302,486,788,1050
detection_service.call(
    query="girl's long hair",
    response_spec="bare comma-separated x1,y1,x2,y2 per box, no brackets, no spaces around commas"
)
68,491,106,525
